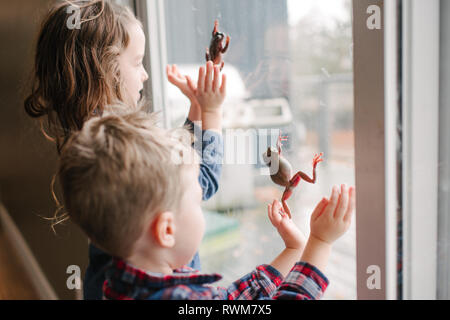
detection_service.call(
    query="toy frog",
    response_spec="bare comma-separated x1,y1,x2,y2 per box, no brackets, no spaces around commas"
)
263,133,323,218
205,20,230,71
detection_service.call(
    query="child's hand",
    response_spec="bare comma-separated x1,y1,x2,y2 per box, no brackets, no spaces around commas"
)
268,200,306,250
166,64,198,105
166,64,201,121
189,61,226,115
310,184,356,245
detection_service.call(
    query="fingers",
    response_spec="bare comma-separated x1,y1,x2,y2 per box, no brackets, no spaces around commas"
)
322,186,340,218
282,200,292,219
311,197,329,222
167,65,176,77
220,73,227,95
205,61,213,92
196,61,226,96
344,186,356,223
335,184,349,219
186,76,196,93
167,64,184,86
268,200,281,227
213,65,220,92
172,64,181,77
272,199,283,220
268,201,276,224
166,65,175,82
197,65,205,93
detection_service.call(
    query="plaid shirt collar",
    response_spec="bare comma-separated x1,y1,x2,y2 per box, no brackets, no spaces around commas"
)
106,257,222,291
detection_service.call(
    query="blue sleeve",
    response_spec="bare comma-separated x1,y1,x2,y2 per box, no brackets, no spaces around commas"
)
184,119,223,201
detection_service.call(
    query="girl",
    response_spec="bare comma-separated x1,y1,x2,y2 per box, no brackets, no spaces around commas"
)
24,0,226,300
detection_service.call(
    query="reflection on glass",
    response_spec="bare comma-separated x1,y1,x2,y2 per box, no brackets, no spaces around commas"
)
165,0,355,299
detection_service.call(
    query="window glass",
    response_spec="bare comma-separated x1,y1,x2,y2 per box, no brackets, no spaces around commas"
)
164,0,355,299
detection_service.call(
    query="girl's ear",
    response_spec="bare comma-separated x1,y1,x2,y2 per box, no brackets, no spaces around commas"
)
151,211,176,248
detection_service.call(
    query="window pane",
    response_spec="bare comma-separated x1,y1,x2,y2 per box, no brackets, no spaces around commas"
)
164,0,355,299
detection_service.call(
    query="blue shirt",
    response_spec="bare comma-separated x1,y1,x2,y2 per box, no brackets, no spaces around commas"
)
83,119,223,300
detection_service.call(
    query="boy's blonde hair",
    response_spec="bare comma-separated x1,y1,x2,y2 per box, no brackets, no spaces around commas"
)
58,111,197,259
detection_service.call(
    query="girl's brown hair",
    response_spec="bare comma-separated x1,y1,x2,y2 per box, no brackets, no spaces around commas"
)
24,0,141,152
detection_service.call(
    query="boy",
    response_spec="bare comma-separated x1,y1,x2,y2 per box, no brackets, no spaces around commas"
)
83,61,226,299
58,111,355,300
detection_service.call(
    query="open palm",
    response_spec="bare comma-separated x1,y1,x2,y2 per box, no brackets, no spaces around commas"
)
166,64,198,103
268,200,306,250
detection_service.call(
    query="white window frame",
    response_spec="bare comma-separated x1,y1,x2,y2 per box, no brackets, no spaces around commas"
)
135,0,170,128
401,0,440,300
384,0,400,301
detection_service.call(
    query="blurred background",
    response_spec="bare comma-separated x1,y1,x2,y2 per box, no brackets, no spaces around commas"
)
0,0,87,299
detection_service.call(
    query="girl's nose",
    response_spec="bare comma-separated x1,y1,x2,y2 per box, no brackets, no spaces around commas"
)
142,68,149,82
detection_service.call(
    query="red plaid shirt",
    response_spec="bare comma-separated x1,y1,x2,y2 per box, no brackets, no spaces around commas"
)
103,258,328,300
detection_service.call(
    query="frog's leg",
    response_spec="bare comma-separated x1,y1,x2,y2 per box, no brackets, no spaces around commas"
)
290,153,323,185
276,132,288,155
213,20,219,36
222,36,230,53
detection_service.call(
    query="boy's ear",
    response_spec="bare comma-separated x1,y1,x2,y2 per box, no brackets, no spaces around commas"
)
151,211,176,248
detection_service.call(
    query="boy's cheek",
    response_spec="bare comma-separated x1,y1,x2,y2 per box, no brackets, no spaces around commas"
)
199,210,206,232
200,218,206,240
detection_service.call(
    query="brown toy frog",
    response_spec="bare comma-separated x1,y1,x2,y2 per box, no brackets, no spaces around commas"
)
263,133,323,218
205,20,230,71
